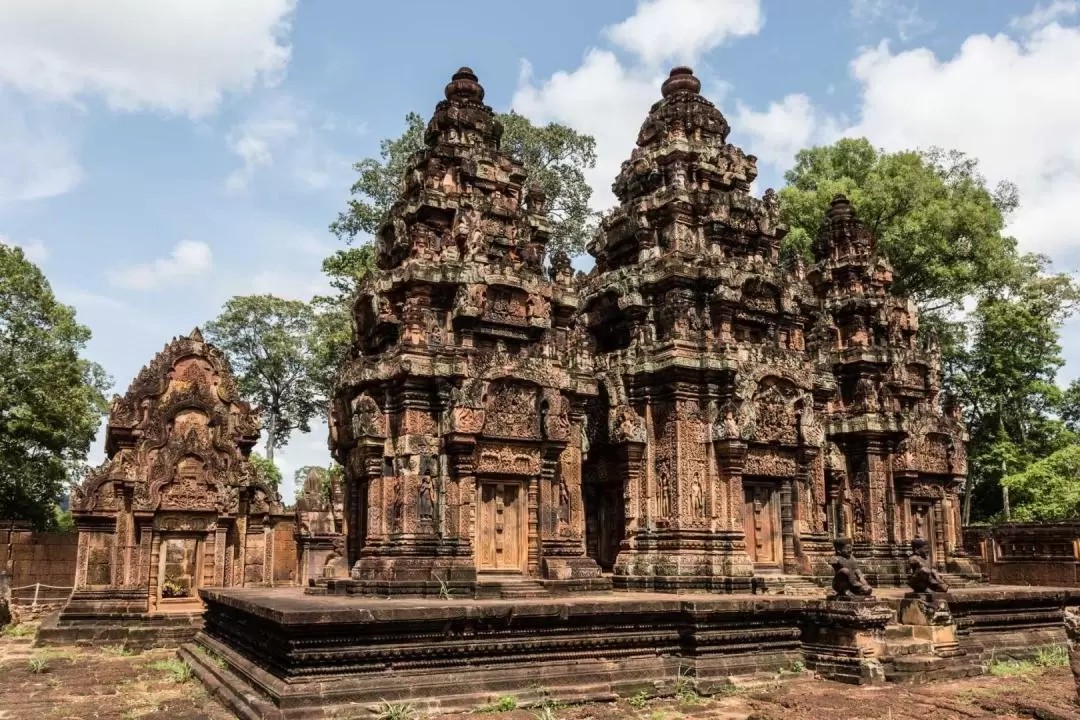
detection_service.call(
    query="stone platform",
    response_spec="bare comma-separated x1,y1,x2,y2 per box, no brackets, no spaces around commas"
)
183,584,1080,719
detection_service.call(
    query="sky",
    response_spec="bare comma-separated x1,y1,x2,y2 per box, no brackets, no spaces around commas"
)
2,0,1080,503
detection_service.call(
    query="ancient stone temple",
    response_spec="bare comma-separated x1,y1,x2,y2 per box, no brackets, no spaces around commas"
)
39,330,295,647
329,67,601,593
187,67,1078,719
294,467,346,584
581,67,974,591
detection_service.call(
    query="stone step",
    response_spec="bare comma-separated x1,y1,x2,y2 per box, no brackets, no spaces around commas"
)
885,653,982,684
498,581,552,599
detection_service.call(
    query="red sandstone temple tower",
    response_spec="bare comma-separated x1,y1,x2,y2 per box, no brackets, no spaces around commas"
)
581,67,971,590
330,68,601,592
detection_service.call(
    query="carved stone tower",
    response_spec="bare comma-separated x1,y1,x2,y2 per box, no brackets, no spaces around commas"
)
330,68,600,592
582,67,831,590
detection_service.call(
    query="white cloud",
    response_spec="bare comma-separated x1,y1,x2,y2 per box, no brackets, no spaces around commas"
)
224,94,354,194
1011,0,1078,32
0,0,296,118
733,94,840,171
850,0,932,41
845,22,1080,259
109,240,214,291
0,235,48,264
513,0,764,210
0,92,83,204
605,0,763,67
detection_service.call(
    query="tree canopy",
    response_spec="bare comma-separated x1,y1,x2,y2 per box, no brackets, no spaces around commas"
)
249,452,282,494
0,244,110,528
205,295,321,464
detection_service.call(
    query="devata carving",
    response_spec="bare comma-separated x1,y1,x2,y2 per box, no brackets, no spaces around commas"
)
328,66,970,593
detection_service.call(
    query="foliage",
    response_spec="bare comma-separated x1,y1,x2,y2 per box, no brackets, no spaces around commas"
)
205,295,321,464
779,138,1019,315
1001,445,1080,521
53,507,75,533
946,254,1080,520
27,656,49,674
250,452,282,493
149,658,192,683
479,696,518,713
0,244,110,529
2,622,35,638
375,699,417,720
985,645,1067,677
627,690,650,709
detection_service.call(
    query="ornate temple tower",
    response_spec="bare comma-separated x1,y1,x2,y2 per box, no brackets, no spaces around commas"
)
582,68,832,591
64,329,290,621
808,195,972,578
330,68,600,592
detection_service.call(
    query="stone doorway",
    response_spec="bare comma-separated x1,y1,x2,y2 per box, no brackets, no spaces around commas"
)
743,482,781,568
157,536,201,604
477,480,526,572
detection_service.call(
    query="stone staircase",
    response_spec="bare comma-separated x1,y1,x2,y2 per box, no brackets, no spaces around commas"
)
474,577,552,600
881,623,982,683
941,572,983,588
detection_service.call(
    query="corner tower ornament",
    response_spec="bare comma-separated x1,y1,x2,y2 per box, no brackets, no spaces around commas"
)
50,329,292,643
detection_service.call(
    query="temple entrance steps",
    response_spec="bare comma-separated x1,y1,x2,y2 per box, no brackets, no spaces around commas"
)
754,574,826,596
881,623,981,683
940,572,983,588
474,575,552,600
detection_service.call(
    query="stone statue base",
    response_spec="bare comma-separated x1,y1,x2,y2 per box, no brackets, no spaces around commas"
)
802,599,894,684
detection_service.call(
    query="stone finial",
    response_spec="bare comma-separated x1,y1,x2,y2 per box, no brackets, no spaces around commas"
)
189,327,205,343
827,194,854,218
661,66,702,98
444,66,485,103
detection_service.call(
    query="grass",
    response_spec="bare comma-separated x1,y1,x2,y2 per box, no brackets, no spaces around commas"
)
986,645,1069,677
478,695,518,712
627,689,651,709
674,668,700,707
2,623,36,638
149,658,192,683
375,699,417,720
102,644,136,657
28,656,49,674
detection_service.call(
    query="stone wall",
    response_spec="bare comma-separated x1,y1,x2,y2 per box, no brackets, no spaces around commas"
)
964,523,1080,586
1,528,79,590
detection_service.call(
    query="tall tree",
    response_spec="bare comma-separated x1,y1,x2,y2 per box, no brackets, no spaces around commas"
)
205,295,320,464
0,244,110,528
780,138,1019,316
947,255,1079,521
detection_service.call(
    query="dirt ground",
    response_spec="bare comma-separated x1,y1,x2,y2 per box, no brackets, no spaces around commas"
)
4,621,1080,720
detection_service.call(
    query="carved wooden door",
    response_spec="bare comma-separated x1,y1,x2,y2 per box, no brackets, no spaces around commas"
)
478,481,524,572
743,484,780,567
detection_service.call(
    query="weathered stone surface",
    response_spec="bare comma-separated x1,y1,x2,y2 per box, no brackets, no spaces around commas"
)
39,329,293,648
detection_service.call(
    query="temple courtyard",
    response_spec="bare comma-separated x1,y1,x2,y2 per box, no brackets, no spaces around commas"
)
4,619,1079,720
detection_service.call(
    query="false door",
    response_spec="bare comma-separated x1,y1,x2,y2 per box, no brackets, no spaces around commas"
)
910,501,938,564
478,481,525,572
743,483,781,567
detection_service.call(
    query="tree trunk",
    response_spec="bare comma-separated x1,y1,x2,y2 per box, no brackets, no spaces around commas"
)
963,475,973,526
266,412,277,465
1002,455,1011,521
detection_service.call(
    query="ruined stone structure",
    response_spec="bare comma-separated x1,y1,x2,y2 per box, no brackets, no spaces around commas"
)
329,66,973,595
294,467,347,584
39,330,294,647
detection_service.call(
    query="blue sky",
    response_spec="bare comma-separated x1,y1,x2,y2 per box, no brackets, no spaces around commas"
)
2,0,1079,501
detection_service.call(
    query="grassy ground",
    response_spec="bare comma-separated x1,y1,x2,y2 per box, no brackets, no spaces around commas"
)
2,620,1078,720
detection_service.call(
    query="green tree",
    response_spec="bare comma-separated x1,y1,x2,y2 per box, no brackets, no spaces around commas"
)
0,244,110,529
249,452,282,494
205,295,321,465
1002,444,1080,522
946,254,1079,521
780,138,1019,315
329,110,598,260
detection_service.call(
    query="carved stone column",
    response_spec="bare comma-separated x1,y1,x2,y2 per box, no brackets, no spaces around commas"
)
780,477,796,573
